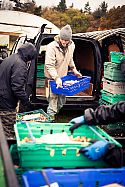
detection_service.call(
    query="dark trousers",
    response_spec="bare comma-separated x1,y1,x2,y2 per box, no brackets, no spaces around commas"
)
0,110,16,139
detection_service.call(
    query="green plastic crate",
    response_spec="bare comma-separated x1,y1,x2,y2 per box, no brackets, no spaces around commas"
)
99,98,111,106
104,62,125,81
110,51,125,63
14,122,121,169
37,64,44,70
37,70,45,78
10,144,26,187
0,157,6,187
36,79,45,88
16,109,51,123
99,99,125,137
101,90,125,104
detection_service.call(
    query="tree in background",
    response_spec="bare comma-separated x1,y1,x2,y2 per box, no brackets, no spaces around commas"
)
99,1,108,17
107,5,125,28
92,1,108,30
56,0,67,12
0,0,37,15
66,8,89,32
93,1,108,19
0,0,124,32
84,2,91,14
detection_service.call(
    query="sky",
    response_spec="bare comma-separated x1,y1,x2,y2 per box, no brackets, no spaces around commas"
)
35,0,125,11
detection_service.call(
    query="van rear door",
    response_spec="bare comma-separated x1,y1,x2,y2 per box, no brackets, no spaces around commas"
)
30,33,102,110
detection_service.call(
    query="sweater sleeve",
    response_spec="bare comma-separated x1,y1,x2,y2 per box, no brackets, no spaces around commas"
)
45,44,58,80
84,101,125,125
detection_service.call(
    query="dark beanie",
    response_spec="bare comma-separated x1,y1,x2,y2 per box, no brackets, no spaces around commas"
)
59,24,72,41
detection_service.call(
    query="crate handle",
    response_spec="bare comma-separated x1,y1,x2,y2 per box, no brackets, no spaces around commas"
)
62,148,80,156
45,148,55,157
46,147,80,156
88,126,108,142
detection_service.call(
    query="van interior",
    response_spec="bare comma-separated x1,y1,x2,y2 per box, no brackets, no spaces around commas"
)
35,36,122,100
36,38,95,99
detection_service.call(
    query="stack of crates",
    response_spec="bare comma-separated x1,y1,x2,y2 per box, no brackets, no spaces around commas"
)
100,51,125,137
36,63,45,88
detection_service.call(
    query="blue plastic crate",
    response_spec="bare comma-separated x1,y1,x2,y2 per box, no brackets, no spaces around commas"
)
22,168,125,187
50,74,91,96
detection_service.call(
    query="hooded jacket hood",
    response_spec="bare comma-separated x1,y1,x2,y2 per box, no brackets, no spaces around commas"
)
18,42,37,62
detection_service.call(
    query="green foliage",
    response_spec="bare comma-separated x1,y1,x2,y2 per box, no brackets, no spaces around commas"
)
33,6,42,16
1,1,124,32
93,1,108,19
99,1,108,16
107,5,125,28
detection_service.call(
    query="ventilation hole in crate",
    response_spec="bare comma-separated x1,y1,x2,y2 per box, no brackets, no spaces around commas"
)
96,181,99,187
41,130,43,135
50,129,53,134
78,182,83,187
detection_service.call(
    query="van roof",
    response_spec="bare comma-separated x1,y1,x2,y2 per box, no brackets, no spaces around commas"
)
74,28,125,47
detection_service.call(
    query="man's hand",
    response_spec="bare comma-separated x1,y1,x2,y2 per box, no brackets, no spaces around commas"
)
79,140,109,160
56,77,62,88
72,69,82,77
69,115,85,132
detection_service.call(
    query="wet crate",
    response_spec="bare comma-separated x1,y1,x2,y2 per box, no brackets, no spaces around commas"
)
99,98,111,106
107,122,125,131
50,74,91,96
110,51,125,63
36,79,45,88
99,100,125,138
16,109,51,123
37,64,44,70
0,156,6,187
37,70,45,78
101,90,125,104
102,78,125,94
14,122,121,169
104,62,125,81
22,168,125,187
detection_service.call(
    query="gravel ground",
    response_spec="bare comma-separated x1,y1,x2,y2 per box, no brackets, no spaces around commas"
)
55,110,83,123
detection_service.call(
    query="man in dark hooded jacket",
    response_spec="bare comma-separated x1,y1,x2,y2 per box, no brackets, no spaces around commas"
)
0,42,37,138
